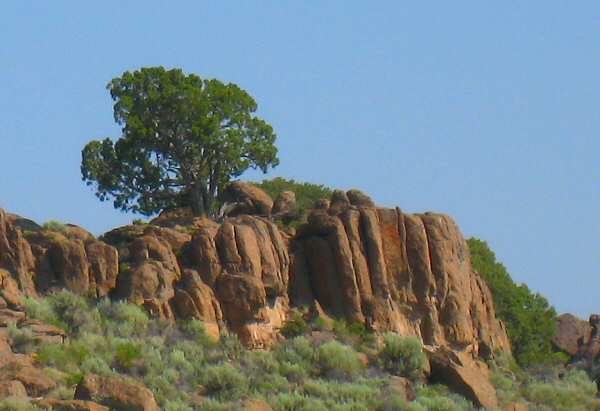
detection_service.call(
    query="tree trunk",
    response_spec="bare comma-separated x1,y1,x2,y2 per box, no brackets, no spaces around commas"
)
190,184,206,217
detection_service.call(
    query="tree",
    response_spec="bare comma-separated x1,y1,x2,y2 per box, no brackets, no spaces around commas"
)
81,67,279,217
468,238,559,366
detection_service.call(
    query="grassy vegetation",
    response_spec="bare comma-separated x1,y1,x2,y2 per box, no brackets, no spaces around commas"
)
5,291,600,410
468,238,561,366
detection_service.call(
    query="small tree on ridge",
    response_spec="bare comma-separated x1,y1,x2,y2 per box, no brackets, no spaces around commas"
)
81,66,279,217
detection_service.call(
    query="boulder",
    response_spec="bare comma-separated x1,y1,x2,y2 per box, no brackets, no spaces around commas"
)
272,190,297,217
427,348,498,409
346,189,375,207
0,379,27,399
553,313,592,356
220,181,273,217
1,358,57,396
75,373,159,411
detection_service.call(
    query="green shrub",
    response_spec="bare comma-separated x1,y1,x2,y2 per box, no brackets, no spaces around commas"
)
42,220,67,233
281,313,309,338
302,378,379,403
0,400,43,411
468,238,558,366
412,385,472,411
316,340,365,380
115,340,142,369
7,322,37,353
201,363,248,400
523,369,600,411
98,299,149,336
274,337,315,375
378,334,426,380
269,392,328,411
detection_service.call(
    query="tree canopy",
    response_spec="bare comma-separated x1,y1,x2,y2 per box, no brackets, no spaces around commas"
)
468,238,559,366
81,66,279,217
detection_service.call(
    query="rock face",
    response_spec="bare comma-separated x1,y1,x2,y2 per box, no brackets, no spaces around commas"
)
294,199,510,358
0,185,511,404
554,313,600,363
554,313,593,356
75,373,159,411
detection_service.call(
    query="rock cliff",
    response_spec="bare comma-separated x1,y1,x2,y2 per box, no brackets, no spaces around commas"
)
0,185,510,407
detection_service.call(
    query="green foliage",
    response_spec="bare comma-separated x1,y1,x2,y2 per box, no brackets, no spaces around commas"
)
255,177,333,222
22,290,600,410
377,334,427,381
468,238,558,366
201,363,248,400
42,220,68,233
81,66,279,217
523,369,600,411
115,340,143,369
0,400,43,411
280,313,309,338
316,340,365,380
7,322,36,353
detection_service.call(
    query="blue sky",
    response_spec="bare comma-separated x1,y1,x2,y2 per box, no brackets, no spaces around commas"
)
2,2,599,317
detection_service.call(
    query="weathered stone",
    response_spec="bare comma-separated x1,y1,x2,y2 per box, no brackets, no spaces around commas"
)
172,269,222,339
221,181,273,217
85,241,119,298
272,190,297,217
346,189,375,207
0,379,27,399
427,348,498,409
1,359,57,396
75,373,159,411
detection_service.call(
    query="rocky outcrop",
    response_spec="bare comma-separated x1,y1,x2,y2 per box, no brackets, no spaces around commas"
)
75,373,159,411
427,347,498,409
554,313,593,356
0,185,511,404
220,181,273,217
294,197,510,358
554,313,600,364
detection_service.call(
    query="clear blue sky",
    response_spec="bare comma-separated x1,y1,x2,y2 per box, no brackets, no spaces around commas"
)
2,2,599,317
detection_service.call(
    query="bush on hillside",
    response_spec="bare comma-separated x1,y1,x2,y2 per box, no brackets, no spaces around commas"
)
377,334,427,381
468,238,559,366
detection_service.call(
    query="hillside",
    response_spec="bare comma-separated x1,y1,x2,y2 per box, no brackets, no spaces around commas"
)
0,183,598,410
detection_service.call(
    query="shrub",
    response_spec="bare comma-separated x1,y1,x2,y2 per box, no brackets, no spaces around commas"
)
98,299,149,336
0,400,43,411
302,378,379,403
523,369,600,411
7,322,37,353
42,220,67,233
378,334,427,380
468,238,558,366
316,340,365,380
412,385,473,411
115,340,143,369
281,313,309,338
274,337,315,375
201,363,248,400
269,392,328,411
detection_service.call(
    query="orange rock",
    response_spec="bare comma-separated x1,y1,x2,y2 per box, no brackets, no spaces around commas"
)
75,373,159,411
